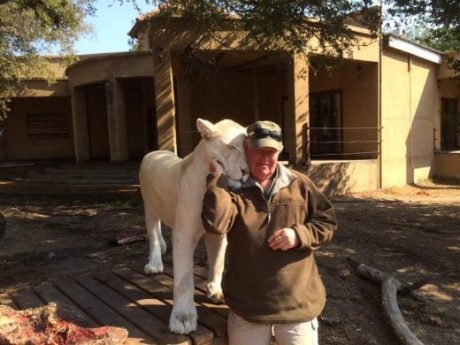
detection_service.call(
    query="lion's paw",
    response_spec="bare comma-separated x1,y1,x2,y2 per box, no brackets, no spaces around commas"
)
169,308,197,335
206,282,225,304
144,260,163,274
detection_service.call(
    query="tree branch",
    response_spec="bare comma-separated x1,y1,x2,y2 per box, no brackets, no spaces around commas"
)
347,258,427,345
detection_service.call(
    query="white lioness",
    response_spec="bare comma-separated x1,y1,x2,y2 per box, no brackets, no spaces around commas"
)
139,118,248,334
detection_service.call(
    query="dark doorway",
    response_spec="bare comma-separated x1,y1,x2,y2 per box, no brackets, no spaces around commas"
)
123,77,157,159
86,83,110,160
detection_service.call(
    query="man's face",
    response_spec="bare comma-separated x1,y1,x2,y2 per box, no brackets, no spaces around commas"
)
245,141,280,183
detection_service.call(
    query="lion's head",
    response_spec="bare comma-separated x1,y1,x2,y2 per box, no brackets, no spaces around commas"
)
197,118,249,188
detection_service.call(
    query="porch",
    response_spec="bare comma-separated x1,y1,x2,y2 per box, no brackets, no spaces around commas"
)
0,262,228,345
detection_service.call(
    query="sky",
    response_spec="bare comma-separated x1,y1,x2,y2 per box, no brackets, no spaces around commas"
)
73,1,155,54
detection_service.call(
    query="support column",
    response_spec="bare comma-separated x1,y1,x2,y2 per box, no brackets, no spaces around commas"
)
173,53,193,156
286,54,309,164
71,86,90,162
106,79,128,162
153,48,177,152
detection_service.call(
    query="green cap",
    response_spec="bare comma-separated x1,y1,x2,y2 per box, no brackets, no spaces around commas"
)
247,120,283,151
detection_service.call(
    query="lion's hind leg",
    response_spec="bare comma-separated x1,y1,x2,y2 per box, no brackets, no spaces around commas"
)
144,205,166,274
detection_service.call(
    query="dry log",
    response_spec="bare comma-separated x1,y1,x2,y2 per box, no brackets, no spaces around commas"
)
0,213,5,240
347,258,427,345
88,232,146,259
111,232,146,246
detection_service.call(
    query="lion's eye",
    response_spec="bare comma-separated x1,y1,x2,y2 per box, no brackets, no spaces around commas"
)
228,145,238,152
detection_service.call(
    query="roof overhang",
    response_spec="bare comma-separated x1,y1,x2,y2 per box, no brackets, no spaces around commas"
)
387,35,443,64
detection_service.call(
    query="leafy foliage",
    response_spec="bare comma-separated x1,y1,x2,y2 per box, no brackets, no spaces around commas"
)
148,1,458,71
0,0,458,121
154,1,381,55
386,0,459,71
0,0,94,120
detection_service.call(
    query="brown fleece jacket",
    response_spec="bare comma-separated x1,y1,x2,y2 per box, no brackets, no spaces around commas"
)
202,164,337,323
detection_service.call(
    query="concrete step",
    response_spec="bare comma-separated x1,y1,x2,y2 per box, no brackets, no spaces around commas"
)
0,160,141,194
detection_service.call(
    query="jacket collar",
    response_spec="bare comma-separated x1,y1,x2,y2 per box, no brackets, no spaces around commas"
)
242,163,297,195
272,163,297,194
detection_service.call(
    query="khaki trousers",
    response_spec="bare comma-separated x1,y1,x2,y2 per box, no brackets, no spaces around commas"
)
228,310,319,345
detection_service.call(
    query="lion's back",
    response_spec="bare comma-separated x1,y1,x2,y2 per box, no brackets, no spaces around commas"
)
139,150,183,226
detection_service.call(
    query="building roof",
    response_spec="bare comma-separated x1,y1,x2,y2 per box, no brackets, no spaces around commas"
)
385,34,443,64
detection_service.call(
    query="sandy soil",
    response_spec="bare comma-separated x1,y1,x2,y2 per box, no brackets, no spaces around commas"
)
0,180,459,345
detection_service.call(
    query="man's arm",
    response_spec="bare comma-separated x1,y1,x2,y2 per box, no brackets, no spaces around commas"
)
293,179,338,251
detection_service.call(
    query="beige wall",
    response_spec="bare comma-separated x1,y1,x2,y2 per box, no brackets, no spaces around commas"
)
3,97,74,160
304,159,378,195
345,32,380,63
67,53,154,88
432,152,460,179
381,49,438,187
23,79,70,97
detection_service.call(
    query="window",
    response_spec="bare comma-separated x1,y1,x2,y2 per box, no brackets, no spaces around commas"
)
309,90,342,157
441,98,460,151
26,113,70,139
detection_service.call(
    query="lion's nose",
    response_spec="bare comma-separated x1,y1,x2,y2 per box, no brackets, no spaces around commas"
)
241,169,249,182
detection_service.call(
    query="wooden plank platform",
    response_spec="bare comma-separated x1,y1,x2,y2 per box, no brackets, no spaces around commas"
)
0,264,229,345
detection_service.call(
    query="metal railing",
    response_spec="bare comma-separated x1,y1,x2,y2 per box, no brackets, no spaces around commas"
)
304,126,382,164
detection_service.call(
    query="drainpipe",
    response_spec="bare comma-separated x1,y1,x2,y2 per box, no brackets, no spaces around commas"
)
253,66,259,121
377,4,383,190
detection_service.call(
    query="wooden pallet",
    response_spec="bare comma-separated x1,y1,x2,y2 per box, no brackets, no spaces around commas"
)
0,263,229,345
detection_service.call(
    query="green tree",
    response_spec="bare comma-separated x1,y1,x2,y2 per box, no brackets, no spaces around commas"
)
0,0,94,120
150,0,459,70
386,1,459,71
154,1,381,55
1,1,458,121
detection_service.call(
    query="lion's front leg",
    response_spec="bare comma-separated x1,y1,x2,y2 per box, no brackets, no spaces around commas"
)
169,225,202,334
204,232,226,303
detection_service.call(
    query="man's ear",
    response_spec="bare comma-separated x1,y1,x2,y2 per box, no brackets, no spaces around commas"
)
196,118,216,141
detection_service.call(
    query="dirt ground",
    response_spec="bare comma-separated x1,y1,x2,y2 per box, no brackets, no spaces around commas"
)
0,179,459,345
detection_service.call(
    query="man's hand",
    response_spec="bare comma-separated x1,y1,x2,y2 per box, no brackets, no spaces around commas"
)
268,228,299,251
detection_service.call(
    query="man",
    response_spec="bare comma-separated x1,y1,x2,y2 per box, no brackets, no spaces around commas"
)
202,120,337,345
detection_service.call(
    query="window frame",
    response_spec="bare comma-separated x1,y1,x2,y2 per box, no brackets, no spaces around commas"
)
309,89,343,158
26,112,71,139
440,97,460,151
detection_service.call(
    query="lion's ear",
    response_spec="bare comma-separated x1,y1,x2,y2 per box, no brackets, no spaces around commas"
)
196,118,216,141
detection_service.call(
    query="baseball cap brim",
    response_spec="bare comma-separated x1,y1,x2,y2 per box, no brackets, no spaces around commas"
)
249,137,283,151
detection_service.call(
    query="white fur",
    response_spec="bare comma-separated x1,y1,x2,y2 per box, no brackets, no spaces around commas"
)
139,118,248,334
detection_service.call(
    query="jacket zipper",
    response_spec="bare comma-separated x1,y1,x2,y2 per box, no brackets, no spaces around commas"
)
265,201,271,225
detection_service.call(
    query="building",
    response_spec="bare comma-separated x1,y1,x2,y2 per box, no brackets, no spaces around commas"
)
1,11,459,194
